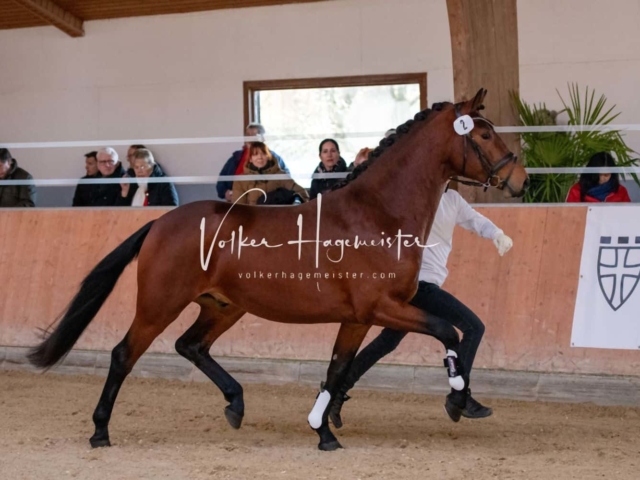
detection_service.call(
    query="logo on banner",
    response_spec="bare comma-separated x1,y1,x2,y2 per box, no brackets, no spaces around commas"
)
597,236,640,311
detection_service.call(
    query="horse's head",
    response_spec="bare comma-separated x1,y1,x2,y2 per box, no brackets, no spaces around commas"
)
444,88,529,197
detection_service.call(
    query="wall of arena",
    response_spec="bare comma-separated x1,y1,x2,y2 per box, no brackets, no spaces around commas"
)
2,206,639,377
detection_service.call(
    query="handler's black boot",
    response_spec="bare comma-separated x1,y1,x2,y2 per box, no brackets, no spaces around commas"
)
445,389,492,422
461,392,493,419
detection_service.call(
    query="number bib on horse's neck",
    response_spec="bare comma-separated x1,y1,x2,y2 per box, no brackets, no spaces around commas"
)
453,115,474,136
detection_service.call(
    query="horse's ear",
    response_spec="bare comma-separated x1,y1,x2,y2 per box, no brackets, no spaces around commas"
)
471,88,487,111
459,88,487,115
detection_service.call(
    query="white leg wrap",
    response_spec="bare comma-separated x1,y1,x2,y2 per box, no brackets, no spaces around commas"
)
446,350,465,391
308,390,331,429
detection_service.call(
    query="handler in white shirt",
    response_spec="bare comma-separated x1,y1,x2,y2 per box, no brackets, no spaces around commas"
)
329,187,513,426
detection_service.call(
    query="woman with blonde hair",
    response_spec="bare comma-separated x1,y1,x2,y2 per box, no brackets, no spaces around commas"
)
233,142,309,205
118,149,179,207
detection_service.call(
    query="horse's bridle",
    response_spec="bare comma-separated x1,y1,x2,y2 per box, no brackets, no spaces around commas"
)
451,104,518,194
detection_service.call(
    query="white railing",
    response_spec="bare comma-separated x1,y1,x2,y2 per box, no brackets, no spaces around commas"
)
2,124,639,186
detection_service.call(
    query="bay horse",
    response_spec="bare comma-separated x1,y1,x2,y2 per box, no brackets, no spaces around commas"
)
28,89,529,451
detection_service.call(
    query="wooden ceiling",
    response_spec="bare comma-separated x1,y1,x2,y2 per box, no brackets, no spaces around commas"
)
0,0,326,37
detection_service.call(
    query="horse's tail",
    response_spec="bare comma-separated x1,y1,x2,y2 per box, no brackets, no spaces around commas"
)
27,220,156,369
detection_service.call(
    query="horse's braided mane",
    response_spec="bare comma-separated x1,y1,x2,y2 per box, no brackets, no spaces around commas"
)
331,102,451,191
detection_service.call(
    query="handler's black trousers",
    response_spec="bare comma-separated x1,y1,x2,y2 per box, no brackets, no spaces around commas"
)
341,281,485,394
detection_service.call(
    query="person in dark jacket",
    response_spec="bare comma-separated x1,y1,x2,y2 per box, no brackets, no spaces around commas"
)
0,148,36,208
117,148,178,207
72,151,99,207
216,123,289,202
89,147,127,206
309,139,348,199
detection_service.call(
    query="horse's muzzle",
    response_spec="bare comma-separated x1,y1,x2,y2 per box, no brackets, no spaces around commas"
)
501,176,530,198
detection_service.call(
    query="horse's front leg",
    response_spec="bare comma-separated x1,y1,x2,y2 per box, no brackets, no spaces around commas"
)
308,323,370,451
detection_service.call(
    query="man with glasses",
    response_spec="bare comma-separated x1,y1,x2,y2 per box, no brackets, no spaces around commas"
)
86,147,126,206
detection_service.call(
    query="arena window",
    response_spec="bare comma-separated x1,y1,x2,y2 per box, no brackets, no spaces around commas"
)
243,74,427,187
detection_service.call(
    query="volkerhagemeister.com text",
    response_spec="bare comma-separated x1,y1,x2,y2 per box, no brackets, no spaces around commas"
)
237,271,397,280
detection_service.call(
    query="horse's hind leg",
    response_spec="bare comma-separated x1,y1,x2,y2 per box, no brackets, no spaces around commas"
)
309,323,370,451
175,297,246,429
90,296,192,448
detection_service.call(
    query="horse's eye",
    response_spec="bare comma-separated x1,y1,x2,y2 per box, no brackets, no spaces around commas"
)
481,132,491,140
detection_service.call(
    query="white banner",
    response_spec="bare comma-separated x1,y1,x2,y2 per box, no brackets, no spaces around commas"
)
571,206,640,350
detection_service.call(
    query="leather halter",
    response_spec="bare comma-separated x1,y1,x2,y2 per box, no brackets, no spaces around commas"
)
451,104,518,194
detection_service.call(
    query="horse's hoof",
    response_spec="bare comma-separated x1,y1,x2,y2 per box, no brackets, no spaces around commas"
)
444,402,462,423
224,406,243,429
318,440,343,451
90,437,111,448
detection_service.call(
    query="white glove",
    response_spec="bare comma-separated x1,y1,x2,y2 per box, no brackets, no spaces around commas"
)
493,232,513,256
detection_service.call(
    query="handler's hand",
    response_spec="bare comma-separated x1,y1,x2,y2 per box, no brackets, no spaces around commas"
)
493,233,513,256
120,174,130,198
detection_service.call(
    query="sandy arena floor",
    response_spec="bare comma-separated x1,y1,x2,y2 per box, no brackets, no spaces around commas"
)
1,370,639,479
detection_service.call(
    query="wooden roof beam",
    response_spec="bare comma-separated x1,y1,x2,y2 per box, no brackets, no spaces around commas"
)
11,0,84,37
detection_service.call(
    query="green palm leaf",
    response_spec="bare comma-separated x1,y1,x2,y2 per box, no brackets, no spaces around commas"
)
511,84,639,202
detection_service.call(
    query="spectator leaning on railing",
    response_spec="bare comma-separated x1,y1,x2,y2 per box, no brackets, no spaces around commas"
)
0,147,36,208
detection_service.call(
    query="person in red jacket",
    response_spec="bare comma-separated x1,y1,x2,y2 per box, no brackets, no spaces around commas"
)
566,152,631,203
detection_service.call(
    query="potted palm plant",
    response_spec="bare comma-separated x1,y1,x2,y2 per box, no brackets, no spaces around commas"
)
511,84,639,203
